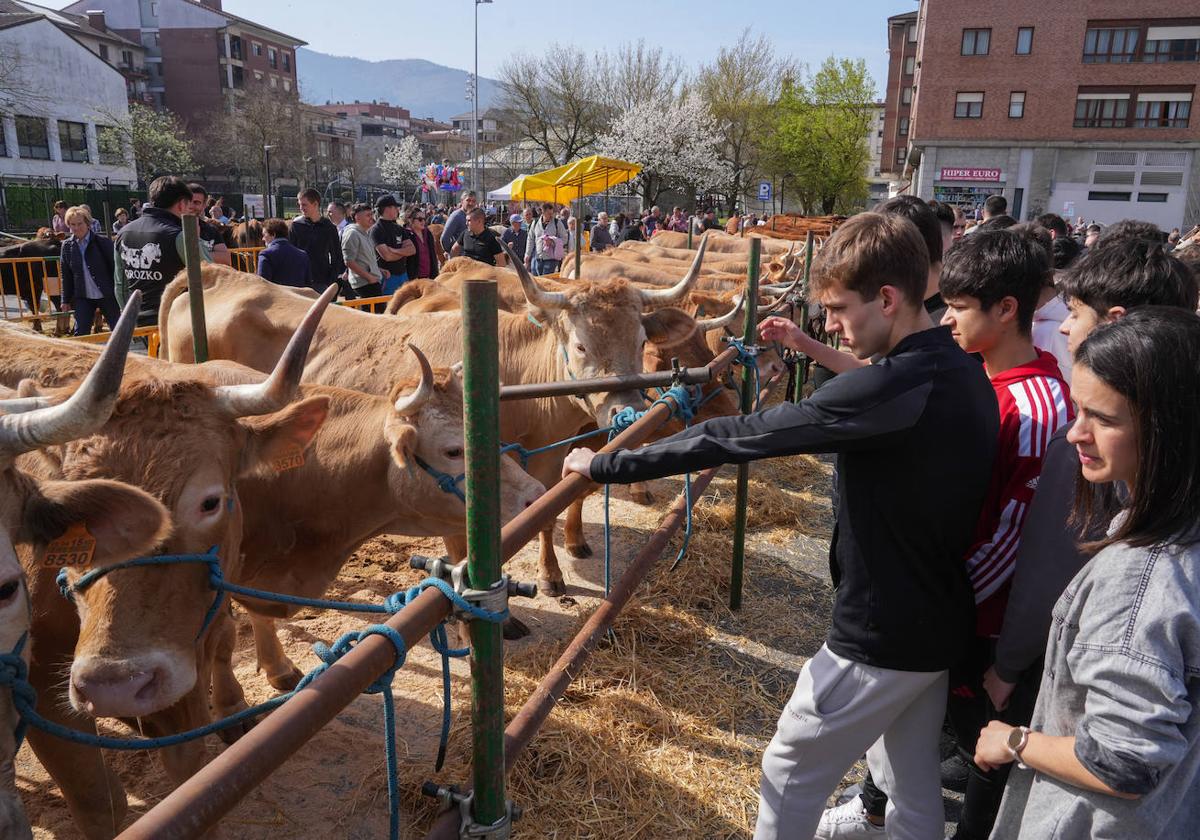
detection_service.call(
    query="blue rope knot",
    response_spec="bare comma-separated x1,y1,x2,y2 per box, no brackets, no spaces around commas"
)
297,624,408,695
0,635,35,751
411,455,466,502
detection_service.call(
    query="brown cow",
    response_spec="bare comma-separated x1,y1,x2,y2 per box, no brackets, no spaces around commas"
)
650,228,792,255
15,289,334,838
0,298,169,840
232,218,265,247
161,248,707,595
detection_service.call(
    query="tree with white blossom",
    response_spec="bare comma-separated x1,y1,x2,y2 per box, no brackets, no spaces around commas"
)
596,95,732,208
378,135,425,192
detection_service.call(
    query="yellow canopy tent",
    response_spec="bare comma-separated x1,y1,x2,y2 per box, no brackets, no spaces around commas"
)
509,156,642,275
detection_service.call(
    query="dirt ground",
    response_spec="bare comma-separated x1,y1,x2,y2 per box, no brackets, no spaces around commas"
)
20,449,843,839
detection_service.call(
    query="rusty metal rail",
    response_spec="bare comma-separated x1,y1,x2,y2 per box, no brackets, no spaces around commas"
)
423,463,723,840
116,359,718,837
500,345,737,402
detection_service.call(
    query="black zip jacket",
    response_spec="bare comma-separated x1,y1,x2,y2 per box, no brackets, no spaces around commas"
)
591,327,999,671
288,215,345,291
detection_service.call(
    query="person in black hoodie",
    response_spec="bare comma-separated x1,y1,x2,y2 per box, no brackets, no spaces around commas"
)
562,212,999,840
288,187,345,293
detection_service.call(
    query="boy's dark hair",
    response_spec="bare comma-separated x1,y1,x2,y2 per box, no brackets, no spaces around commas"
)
978,214,1017,231
1034,213,1070,239
1096,219,1165,245
297,188,322,205
1072,307,1200,551
984,194,1007,216
878,195,943,264
939,227,1047,335
1011,223,1053,282
350,202,371,216
811,212,928,306
927,199,956,230
263,218,289,238
148,176,194,210
187,182,208,199
1051,236,1082,270
1059,238,1198,314
328,200,347,213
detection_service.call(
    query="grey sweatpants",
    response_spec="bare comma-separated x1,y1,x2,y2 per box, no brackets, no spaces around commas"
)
754,645,948,840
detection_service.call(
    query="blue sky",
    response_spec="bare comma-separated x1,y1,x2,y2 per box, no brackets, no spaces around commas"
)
49,0,917,96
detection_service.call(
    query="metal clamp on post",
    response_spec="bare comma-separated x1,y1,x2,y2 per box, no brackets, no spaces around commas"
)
410,556,537,621
420,783,521,839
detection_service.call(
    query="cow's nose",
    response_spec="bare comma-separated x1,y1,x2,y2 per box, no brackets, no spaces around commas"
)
72,666,159,717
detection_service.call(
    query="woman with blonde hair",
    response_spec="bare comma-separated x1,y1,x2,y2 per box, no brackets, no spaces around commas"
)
59,205,119,335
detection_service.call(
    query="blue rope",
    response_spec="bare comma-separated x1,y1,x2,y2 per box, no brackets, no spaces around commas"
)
601,385,701,595
412,454,467,502
500,426,610,469
725,337,763,410
44,554,508,840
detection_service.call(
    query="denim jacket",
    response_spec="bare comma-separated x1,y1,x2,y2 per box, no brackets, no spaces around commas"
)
993,531,1200,839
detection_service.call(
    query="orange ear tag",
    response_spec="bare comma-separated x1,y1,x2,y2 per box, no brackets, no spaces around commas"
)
272,444,305,473
44,522,97,568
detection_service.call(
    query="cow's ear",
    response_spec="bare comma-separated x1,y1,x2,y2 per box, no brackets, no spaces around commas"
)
383,415,418,470
642,308,696,350
236,396,329,478
25,478,171,564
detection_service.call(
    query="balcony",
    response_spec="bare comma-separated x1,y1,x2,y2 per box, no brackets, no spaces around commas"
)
312,122,356,138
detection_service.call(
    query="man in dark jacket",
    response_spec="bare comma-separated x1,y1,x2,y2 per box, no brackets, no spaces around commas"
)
257,218,312,288
288,187,345,292
61,205,119,335
115,175,211,324
562,212,999,840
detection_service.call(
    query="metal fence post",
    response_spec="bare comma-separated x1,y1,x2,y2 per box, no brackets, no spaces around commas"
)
182,214,209,364
729,237,761,611
792,230,816,403
687,216,694,249
460,278,507,829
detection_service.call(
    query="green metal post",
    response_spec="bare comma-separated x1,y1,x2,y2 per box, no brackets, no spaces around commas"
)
687,216,694,249
574,185,582,279
460,278,507,829
182,214,209,364
729,238,761,611
792,230,815,403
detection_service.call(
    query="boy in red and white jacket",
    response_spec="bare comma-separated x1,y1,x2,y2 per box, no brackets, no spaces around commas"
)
937,224,1072,840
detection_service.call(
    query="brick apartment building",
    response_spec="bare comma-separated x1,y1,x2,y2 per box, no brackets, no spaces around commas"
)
62,0,304,125
881,10,918,188
317,101,411,184
889,0,1199,230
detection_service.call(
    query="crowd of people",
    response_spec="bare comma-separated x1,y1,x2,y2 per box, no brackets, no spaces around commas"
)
559,195,1200,840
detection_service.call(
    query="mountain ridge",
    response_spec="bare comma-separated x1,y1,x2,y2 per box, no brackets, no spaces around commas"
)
297,48,501,123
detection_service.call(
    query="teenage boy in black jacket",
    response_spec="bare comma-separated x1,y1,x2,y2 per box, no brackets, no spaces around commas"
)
563,212,1000,839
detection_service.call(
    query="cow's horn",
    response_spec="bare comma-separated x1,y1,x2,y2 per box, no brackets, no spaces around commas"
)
639,238,707,305
696,294,744,333
212,283,336,416
503,239,568,310
760,268,804,300
0,291,139,460
393,344,434,416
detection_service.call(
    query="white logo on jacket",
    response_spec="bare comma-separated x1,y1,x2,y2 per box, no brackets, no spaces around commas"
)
119,242,162,270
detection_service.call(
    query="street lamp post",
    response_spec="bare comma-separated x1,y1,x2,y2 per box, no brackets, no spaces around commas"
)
263,144,276,217
474,0,492,197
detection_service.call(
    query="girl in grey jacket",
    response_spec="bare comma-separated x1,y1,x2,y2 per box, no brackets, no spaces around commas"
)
977,307,1200,839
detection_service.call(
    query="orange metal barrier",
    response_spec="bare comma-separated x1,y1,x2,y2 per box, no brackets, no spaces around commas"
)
336,294,392,312
228,247,264,273
70,325,160,358
0,256,61,323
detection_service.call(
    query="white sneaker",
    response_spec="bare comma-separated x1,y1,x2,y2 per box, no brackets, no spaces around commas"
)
814,797,886,839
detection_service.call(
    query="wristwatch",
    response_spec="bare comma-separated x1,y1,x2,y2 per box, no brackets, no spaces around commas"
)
1007,725,1032,770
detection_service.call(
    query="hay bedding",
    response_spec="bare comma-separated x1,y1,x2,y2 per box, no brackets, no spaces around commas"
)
21,453,836,839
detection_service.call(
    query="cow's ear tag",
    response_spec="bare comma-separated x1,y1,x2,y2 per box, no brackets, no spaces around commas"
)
45,522,97,568
272,444,305,473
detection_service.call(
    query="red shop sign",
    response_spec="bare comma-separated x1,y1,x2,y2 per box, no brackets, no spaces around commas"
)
939,167,1003,182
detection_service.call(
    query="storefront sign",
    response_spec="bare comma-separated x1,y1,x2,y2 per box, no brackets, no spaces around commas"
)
938,168,1003,182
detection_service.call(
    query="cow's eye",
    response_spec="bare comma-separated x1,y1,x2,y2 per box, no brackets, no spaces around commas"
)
0,578,19,602
201,496,222,514
575,343,587,355
444,447,464,459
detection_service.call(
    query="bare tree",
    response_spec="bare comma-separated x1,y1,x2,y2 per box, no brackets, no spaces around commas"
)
193,80,305,191
498,45,608,166
696,29,794,211
601,40,685,112
0,42,50,113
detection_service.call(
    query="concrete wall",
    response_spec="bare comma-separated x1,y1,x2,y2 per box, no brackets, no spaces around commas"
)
0,18,136,184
